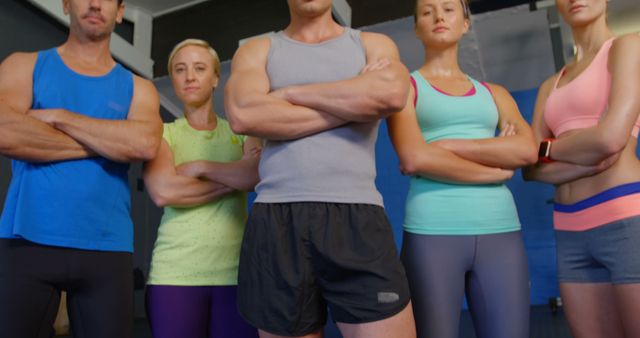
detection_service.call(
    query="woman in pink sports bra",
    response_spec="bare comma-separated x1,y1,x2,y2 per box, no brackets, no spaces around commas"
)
524,0,640,337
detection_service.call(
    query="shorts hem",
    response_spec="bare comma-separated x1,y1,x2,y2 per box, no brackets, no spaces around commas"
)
333,298,411,325
557,278,611,284
237,309,325,337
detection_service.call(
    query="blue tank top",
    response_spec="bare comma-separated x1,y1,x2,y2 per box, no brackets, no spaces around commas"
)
0,48,134,252
404,71,520,235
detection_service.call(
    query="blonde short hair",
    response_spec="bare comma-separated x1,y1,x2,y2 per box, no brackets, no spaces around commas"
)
167,39,220,77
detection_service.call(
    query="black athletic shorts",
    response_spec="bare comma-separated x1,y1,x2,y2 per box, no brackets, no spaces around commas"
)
237,202,411,336
0,238,133,338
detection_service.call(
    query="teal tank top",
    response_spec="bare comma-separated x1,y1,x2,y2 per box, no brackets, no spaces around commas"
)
404,71,520,235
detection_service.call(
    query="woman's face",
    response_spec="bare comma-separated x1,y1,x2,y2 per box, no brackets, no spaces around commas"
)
415,0,469,49
170,45,219,107
556,0,608,28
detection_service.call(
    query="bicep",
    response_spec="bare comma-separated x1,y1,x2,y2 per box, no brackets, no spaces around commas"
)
388,88,424,155
143,140,176,184
361,32,402,63
602,36,640,132
489,84,532,134
530,78,555,142
225,39,272,107
128,76,162,125
0,53,36,114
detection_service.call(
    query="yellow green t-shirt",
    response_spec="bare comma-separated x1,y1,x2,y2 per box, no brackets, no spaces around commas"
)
147,117,248,286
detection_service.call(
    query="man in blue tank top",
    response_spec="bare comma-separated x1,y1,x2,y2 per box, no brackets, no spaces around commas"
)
225,1,416,337
0,1,162,337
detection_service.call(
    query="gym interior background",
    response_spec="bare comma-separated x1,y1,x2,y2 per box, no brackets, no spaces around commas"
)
1,0,639,336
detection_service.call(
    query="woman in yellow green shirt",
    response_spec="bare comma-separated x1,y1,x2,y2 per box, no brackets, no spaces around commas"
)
143,39,260,338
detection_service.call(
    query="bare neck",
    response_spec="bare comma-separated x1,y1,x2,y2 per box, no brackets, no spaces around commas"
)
284,10,344,44
571,16,615,62
183,99,218,131
58,32,115,76
421,44,465,79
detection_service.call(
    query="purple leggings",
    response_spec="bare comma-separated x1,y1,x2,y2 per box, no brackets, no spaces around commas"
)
146,285,258,338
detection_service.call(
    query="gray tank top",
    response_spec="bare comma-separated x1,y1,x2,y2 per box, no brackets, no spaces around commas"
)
255,28,383,206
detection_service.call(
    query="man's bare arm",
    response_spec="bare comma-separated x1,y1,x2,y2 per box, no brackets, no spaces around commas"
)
0,52,94,162
274,32,409,122
224,37,348,140
29,76,163,162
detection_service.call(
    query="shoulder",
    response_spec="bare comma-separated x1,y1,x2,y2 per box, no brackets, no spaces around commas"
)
360,31,398,50
232,36,272,66
0,52,38,76
483,82,509,97
538,73,560,97
611,33,640,50
132,75,159,99
609,33,640,63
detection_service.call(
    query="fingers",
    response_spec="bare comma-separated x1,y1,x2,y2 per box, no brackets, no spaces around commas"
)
361,58,391,74
499,123,516,137
242,147,261,159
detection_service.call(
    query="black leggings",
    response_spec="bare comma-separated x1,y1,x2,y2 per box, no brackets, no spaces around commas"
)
0,239,133,338
401,231,530,338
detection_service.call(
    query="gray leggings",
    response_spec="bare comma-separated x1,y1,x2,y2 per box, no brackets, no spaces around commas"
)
401,231,530,338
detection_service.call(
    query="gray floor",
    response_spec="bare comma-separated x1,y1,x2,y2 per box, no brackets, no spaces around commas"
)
59,305,572,338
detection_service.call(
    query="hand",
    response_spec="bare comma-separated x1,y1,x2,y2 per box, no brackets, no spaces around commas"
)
242,146,261,159
27,109,63,126
594,151,621,173
269,87,288,101
500,168,515,182
176,161,205,178
498,123,516,137
360,58,390,74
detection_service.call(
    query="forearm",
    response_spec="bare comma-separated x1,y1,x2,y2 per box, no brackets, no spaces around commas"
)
436,135,537,169
225,95,348,140
183,158,260,192
522,161,600,185
0,106,93,162
53,109,161,162
402,145,513,184
550,127,621,165
279,64,408,122
146,174,232,208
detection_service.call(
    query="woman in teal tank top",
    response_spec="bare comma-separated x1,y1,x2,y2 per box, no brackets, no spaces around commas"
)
387,1,537,337
143,39,260,338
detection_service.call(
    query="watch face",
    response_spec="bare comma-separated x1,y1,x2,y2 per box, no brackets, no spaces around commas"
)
538,141,550,158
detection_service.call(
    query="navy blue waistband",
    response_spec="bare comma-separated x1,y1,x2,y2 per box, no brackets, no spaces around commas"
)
554,182,640,213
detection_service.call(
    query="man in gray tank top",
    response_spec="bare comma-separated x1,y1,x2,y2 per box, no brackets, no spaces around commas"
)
225,0,416,337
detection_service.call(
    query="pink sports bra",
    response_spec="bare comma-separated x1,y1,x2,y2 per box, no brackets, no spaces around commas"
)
544,38,640,138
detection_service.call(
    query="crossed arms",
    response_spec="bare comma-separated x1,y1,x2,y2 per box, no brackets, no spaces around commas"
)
143,136,261,208
523,35,640,184
388,82,537,185
0,52,162,163
224,32,409,140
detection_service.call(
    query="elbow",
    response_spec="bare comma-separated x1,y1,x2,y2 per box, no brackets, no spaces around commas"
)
149,189,174,208
0,141,15,157
398,156,420,176
136,137,161,161
148,191,168,208
600,135,627,158
521,146,539,167
226,106,253,135
378,71,409,114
